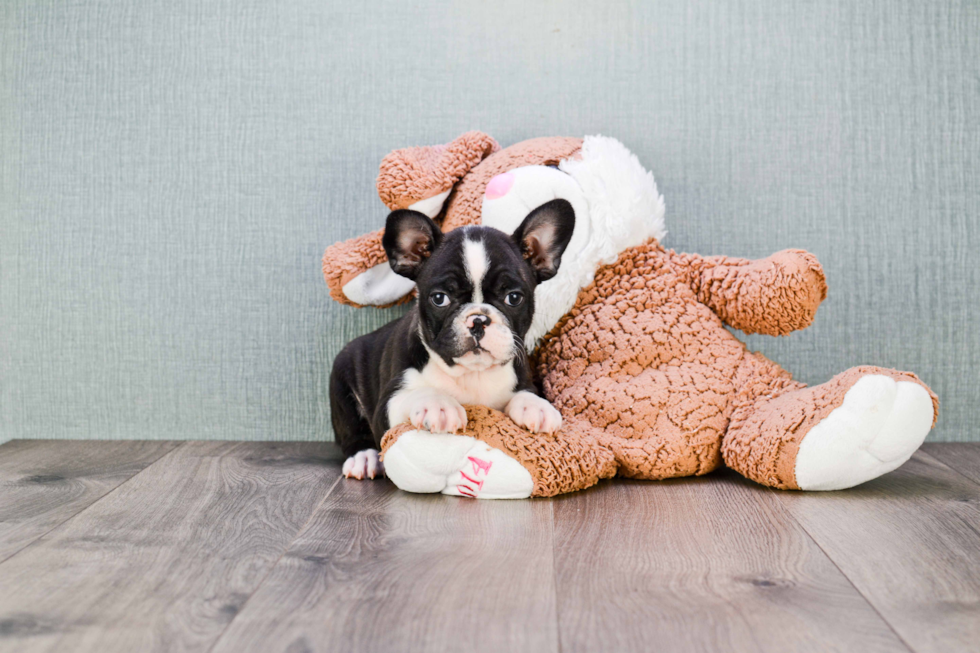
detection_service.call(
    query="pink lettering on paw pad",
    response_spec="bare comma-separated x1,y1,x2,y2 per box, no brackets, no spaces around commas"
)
468,456,492,476
484,172,515,200
460,471,484,490
453,456,493,499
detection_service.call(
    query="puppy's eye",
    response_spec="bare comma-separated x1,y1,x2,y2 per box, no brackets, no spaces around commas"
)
504,291,524,307
430,292,451,308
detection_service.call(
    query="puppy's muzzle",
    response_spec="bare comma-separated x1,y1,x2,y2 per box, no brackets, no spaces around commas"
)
466,314,491,341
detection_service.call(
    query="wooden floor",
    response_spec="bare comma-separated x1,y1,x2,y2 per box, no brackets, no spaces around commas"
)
0,441,978,653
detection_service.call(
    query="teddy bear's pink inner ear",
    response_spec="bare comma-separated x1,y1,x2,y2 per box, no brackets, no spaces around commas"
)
376,131,499,213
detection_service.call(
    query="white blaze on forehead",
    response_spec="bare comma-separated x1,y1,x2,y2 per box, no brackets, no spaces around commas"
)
462,238,490,304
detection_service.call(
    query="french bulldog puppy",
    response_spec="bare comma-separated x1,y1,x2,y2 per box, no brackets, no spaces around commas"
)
330,199,575,479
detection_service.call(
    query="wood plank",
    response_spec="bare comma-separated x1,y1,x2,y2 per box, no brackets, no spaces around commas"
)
0,440,179,562
552,474,909,653
209,479,559,653
775,451,980,653
921,443,980,486
0,441,343,653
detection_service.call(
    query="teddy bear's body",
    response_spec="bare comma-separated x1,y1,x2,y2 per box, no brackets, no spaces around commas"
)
535,239,936,491
324,132,937,498
538,241,800,482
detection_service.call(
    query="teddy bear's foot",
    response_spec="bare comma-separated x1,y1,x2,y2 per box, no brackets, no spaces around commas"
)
381,405,617,498
382,430,534,499
794,374,935,491
724,366,937,491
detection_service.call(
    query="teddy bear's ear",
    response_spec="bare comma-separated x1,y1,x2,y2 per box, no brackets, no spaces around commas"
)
377,131,499,216
324,132,499,308
323,228,416,308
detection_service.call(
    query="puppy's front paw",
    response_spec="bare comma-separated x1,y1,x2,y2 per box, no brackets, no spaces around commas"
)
410,393,468,433
343,448,384,480
506,391,562,434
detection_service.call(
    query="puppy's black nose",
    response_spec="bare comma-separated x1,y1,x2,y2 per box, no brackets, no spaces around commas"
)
467,314,491,340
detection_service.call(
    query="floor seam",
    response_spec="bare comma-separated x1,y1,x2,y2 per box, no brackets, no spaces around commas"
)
917,449,980,489
205,471,345,653
0,440,187,568
550,500,564,653
768,488,918,653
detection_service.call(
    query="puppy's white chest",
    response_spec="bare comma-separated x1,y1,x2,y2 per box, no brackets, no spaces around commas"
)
408,362,518,410
385,361,518,432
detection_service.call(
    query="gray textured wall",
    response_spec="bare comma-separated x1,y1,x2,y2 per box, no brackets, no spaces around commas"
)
2,0,977,444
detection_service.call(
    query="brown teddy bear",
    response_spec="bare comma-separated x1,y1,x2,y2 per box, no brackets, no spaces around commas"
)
323,132,938,498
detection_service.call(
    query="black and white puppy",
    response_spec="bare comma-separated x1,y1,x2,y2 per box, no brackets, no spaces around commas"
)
330,199,575,479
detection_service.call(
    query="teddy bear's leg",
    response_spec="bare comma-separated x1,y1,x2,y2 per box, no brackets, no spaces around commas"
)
381,428,536,499
380,407,616,498
597,431,725,480
723,366,938,491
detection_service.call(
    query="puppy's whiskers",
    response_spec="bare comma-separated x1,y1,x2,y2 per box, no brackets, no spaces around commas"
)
511,332,529,369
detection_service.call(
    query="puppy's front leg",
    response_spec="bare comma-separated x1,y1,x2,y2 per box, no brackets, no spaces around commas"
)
389,387,468,434
506,391,563,434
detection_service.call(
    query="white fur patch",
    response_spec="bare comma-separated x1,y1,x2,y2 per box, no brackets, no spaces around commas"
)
462,238,489,304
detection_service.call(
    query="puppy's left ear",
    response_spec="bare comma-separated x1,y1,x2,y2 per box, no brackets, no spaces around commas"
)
512,199,576,283
382,210,443,281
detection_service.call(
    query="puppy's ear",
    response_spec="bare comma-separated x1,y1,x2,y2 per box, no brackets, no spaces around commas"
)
382,210,443,280
512,199,576,283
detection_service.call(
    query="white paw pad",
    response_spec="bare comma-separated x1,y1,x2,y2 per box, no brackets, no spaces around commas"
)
410,394,467,434
343,449,384,480
795,375,934,491
506,391,562,434
383,431,534,499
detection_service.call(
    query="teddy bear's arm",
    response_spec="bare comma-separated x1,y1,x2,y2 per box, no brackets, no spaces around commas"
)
672,249,828,336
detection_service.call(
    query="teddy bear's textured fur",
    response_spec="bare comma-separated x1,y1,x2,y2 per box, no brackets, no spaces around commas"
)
325,132,938,497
